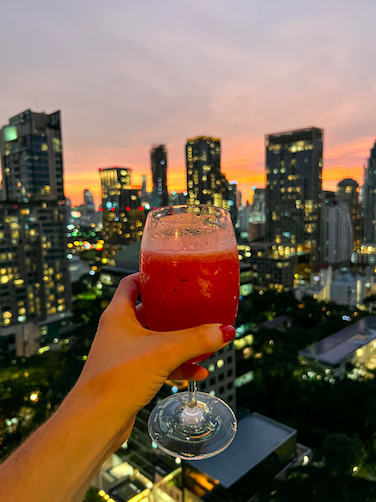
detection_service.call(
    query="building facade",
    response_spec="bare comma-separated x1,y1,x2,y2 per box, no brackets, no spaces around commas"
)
186,137,234,221
363,140,376,244
336,178,361,250
0,109,71,357
250,187,266,223
265,127,323,265
238,244,297,292
99,167,146,262
321,201,353,265
330,273,366,307
0,109,64,202
150,145,169,207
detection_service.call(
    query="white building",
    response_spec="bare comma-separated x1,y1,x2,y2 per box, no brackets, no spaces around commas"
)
237,203,252,233
330,273,366,307
321,201,353,265
300,316,376,378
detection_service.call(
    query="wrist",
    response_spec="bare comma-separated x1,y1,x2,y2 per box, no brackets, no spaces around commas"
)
66,377,136,443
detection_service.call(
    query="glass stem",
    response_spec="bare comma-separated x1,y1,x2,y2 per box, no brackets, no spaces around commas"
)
188,381,198,409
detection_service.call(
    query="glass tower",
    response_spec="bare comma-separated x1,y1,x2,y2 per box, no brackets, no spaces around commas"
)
0,109,71,357
363,140,376,244
99,167,145,261
0,109,64,202
265,127,323,264
150,145,168,207
185,136,235,223
336,178,361,250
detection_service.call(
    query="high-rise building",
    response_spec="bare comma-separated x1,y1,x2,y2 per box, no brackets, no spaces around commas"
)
169,191,187,206
250,188,266,223
0,109,71,357
0,109,64,202
336,179,361,250
321,201,353,265
150,145,168,207
141,175,147,197
83,188,94,206
238,202,252,234
323,190,335,204
99,167,145,262
236,189,242,208
363,140,376,243
238,243,297,292
265,127,323,265
186,136,234,221
77,189,96,226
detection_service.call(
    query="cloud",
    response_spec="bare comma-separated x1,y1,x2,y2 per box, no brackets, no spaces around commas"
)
0,0,375,205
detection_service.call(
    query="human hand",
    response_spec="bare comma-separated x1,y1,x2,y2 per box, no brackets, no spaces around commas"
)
76,273,235,424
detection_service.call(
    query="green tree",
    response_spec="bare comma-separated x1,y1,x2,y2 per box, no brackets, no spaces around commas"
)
258,466,376,502
322,433,367,475
82,486,104,502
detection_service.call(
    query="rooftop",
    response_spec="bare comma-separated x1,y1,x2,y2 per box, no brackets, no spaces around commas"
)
300,316,376,366
338,178,359,187
265,127,323,144
187,413,296,489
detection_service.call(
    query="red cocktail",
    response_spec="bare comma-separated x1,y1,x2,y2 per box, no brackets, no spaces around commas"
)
140,245,239,362
140,205,239,460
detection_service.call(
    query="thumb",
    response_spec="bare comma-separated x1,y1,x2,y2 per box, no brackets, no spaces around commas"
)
157,323,236,372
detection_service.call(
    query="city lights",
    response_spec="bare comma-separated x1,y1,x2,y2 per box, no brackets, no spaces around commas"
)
0,56,375,500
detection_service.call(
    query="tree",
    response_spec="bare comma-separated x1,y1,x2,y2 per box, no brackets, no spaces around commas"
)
82,486,104,502
258,466,376,502
322,433,366,475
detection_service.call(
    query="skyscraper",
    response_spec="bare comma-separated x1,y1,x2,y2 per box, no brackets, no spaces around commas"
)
336,179,361,250
0,109,71,357
265,127,323,264
186,136,221,206
185,136,234,223
321,201,353,265
251,188,266,223
0,109,64,202
150,145,168,207
83,189,94,206
363,140,376,243
141,175,147,197
78,189,96,226
99,167,145,261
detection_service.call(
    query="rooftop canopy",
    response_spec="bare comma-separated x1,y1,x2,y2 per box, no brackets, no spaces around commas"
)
300,316,376,366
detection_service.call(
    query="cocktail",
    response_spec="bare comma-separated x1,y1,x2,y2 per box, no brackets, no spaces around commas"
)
140,205,240,459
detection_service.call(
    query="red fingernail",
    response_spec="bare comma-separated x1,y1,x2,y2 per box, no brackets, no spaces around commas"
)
220,324,235,343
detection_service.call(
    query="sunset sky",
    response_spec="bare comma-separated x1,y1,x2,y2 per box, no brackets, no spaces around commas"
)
0,0,375,207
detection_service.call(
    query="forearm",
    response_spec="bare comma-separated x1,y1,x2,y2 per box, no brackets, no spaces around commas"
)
0,382,134,502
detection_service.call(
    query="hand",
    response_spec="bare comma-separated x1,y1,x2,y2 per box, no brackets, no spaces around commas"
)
76,273,235,423
0,274,236,502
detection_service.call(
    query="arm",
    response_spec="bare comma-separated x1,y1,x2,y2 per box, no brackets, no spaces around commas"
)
0,274,235,502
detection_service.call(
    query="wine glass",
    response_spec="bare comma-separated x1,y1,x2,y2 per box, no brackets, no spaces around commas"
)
139,205,239,459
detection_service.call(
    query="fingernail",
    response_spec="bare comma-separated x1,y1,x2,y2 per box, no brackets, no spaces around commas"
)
220,324,235,343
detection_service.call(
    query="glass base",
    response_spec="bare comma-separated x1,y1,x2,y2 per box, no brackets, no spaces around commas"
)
148,391,237,460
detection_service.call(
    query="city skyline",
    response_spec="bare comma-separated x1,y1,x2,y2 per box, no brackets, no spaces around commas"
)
0,0,374,207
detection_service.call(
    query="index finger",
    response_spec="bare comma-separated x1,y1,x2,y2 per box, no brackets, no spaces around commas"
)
109,273,140,313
